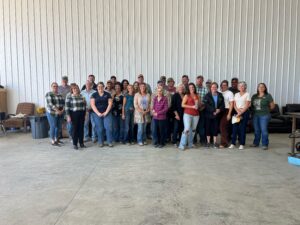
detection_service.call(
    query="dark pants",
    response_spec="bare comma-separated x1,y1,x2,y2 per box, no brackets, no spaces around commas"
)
172,117,184,144
195,110,206,143
205,117,219,137
152,119,166,146
232,111,250,145
220,109,230,146
70,111,85,146
123,110,135,143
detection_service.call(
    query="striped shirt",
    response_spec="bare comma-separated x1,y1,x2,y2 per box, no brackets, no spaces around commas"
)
45,92,65,116
65,94,86,116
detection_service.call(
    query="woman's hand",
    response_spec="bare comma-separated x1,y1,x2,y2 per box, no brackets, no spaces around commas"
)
67,116,71,123
175,115,180,120
227,114,231,121
122,114,125,120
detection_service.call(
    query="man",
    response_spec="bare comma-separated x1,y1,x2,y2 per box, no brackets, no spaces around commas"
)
195,75,208,145
105,80,116,98
58,76,71,99
110,75,117,89
205,79,212,92
82,74,97,91
137,74,152,95
229,77,239,94
181,75,189,91
160,75,168,91
81,80,97,142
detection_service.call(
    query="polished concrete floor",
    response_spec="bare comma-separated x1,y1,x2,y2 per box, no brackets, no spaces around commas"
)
0,132,299,225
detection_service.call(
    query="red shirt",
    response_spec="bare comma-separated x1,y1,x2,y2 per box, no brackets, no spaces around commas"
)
184,95,199,116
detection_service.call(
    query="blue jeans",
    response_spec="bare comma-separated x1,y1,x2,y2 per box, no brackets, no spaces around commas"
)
112,114,125,142
152,119,166,145
179,114,199,149
123,110,134,143
137,123,147,144
84,111,97,140
46,112,63,141
231,110,250,145
92,112,113,144
253,114,271,146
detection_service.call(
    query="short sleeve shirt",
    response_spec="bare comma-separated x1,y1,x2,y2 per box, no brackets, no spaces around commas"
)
234,92,251,109
221,90,234,109
251,93,274,116
91,91,112,113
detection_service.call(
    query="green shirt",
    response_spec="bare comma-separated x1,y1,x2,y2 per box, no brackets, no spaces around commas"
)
251,93,274,116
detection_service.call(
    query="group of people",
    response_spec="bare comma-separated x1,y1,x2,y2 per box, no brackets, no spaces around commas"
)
45,74,275,151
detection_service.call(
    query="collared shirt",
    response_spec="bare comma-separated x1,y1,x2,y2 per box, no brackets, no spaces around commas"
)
196,85,208,100
65,94,86,116
81,89,96,109
58,85,71,99
45,92,65,116
152,96,168,120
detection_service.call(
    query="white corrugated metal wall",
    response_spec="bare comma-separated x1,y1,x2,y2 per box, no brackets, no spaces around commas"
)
0,0,299,113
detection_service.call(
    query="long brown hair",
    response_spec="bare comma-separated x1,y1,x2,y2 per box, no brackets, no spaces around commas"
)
256,83,268,95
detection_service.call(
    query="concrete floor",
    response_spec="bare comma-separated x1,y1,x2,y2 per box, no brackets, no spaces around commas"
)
0,133,299,225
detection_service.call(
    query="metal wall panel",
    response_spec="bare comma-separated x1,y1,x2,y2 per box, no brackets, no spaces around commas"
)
0,0,299,113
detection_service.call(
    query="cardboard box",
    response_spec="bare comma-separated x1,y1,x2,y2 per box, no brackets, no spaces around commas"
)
0,89,7,113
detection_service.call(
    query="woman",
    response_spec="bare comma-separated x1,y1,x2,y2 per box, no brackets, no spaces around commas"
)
229,81,251,150
65,84,87,150
171,84,185,147
122,85,135,144
178,83,200,150
251,83,275,150
203,82,225,148
91,82,113,147
112,82,124,143
134,83,151,146
45,82,65,146
151,87,169,148
219,80,234,148
121,79,129,95
133,81,140,94
105,80,116,97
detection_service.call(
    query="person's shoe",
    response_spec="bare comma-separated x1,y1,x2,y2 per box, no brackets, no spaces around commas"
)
239,145,244,150
98,143,104,148
262,146,268,150
228,144,235,149
143,142,148,145
219,145,225,149
108,144,113,147
158,145,164,148
213,143,219,149
154,144,159,148
51,142,61,147
73,145,78,150
80,144,87,148
138,142,144,146
250,144,259,147
173,144,178,148
189,144,195,149
93,139,97,143
178,145,185,151
204,143,210,148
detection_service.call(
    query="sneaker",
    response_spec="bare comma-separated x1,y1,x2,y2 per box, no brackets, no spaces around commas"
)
250,144,259,147
73,145,79,150
204,143,210,148
143,142,148,145
158,145,164,148
173,144,178,148
262,146,268,150
189,144,195,149
213,143,219,149
80,144,87,148
228,144,235,149
98,143,104,148
51,142,61,147
108,144,113,147
138,142,144,146
178,146,185,151
57,140,64,144
93,139,97,143
154,144,159,148
239,145,244,150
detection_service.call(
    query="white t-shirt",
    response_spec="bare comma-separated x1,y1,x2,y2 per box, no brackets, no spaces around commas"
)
234,92,251,109
221,90,234,109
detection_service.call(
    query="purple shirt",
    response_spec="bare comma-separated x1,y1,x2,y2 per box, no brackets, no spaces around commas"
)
152,96,168,120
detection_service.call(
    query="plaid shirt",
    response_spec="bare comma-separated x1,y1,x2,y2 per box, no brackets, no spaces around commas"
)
65,94,86,116
45,92,65,116
196,85,208,100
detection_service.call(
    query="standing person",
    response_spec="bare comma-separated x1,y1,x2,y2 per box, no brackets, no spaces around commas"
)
219,80,234,148
137,74,152,95
105,80,116,97
45,82,65,146
179,75,189,91
203,82,225,148
167,77,177,95
251,83,275,150
81,74,97,91
151,87,169,148
205,79,212,92
65,84,87,150
110,75,117,89
133,81,140,94
112,82,124,143
195,75,208,145
229,77,239,94
122,85,135,145
134,83,151,146
178,83,200,150
160,75,168,91
58,76,71,99
121,79,129,95
91,82,114,147
171,84,185,147
81,80,97,142
229,81,251,150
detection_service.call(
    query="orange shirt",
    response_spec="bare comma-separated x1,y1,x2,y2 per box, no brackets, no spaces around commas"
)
184,95,199,116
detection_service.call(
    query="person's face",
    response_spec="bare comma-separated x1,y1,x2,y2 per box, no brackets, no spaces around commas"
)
73,86,80,95
140,84,146,93
62,79,68,86
123,81,129,89
221,82,228,92
111,78,116,83
86,81,92,90
168,80,174,87
178,85,184,94
231,79,238,89
157,83,163,88
206,82,211,89
127,85,133,94
133,82,139,90
115,84,121,93
189,84,195,94
88,76,95,83
52,83,58,93
258,84,266,93
211,84,218,93
138,76,144,83
182,77,189,85
106,82,112,89
238,83,246,92
97,84,104,92
196,78,203,86
157,88,163,97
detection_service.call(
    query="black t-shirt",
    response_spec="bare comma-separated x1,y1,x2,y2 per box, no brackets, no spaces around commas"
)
91,91,112,113
112,94,124,116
